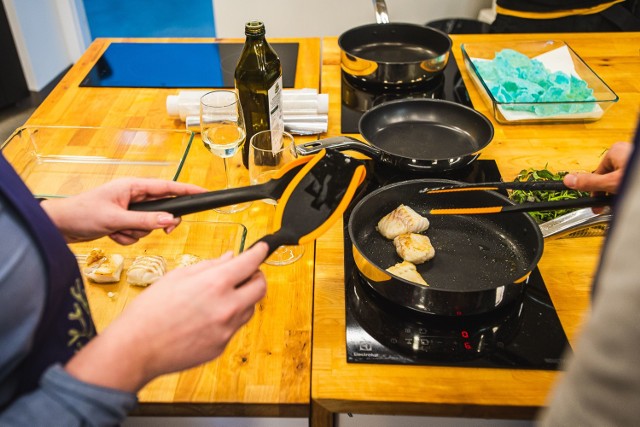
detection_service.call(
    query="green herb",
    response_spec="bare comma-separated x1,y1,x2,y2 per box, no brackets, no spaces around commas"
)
509,166,590,223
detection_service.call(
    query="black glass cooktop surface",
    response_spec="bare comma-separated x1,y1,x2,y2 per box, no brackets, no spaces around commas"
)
344,160,571,369
80,42,298,88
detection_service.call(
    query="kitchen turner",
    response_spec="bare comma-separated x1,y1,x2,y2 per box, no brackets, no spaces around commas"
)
129,155,312,216
253,148,367,256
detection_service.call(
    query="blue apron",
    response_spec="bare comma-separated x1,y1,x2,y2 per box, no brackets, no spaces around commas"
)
0,153,96,396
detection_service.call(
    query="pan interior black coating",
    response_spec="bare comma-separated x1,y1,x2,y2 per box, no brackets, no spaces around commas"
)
349,43,440,63
359,99,493,161
339,23,451,63
349,180,543,293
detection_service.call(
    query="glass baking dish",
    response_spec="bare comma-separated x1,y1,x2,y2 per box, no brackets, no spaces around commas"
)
1,126,194,198
461,40,618,124
69,221,247,304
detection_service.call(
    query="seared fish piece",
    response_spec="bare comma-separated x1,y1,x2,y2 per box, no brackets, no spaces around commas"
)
83,248,124,284
176,253,202,268
386,260,428,286
377,204,429,240
393,233,436,265
126,255,167,287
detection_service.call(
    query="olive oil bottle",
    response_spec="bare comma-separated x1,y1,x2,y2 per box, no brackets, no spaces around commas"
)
234,21,284,168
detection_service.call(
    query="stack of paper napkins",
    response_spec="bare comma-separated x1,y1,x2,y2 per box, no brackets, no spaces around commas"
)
166,88,329,135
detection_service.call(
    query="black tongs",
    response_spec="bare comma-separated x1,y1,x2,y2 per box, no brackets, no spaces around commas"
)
419,180,614,215
420,180,569,194
129,155,312,216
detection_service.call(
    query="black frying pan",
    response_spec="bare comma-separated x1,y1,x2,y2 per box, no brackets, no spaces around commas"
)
348,179,543,316
339,0,452,86
297,98,494,173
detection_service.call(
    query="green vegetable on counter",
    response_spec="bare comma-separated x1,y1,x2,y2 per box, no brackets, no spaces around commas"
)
509,166,590,223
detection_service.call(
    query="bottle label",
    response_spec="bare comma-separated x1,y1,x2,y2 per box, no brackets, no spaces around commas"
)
267,76,285,151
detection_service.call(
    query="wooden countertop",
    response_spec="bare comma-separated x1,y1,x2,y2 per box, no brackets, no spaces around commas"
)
312,32,640,424
24,37,321,417
13,33,640,424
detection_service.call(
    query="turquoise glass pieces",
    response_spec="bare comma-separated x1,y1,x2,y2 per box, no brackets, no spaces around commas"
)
472,48,596,116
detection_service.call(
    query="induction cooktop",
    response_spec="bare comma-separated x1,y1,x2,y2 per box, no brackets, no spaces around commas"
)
344,160,571,369
80,42,299,88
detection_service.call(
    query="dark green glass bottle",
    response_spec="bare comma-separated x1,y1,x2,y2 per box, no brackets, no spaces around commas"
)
234,21,284,168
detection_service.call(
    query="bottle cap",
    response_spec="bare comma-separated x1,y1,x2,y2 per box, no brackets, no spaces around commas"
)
166,95,180,117
245,21,265,36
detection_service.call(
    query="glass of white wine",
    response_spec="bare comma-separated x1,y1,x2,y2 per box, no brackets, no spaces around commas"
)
249,130,305,266
200,90,250,214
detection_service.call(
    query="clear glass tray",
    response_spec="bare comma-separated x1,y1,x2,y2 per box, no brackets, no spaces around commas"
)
69,221,247,300
461,40,618,124
1,126,194,198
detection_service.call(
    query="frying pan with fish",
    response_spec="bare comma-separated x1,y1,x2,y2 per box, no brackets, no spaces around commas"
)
254,149,367,257
296,99,494,173
348,178,543,316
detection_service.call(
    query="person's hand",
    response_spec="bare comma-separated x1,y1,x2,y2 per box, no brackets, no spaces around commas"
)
563,142,633,195
40,178,206,244
65,242,269,393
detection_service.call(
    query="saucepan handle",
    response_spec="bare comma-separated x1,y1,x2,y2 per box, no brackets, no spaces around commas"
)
296,136,382,159
373,0,390,24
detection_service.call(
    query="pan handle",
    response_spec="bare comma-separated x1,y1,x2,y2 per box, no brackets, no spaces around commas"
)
296,136,383,160
373,0,389,24
539,207,612,239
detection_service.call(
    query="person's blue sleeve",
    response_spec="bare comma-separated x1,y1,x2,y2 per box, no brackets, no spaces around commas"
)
0,364,137,427
0,196,138,426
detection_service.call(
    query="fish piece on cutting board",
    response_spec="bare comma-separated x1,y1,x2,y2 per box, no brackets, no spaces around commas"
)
83,248,124,284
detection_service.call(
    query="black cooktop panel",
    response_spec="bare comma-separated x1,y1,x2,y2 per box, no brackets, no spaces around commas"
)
344,160,571,369
80,42,298,88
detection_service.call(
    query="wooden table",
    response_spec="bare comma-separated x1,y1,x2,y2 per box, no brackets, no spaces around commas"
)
24,37,321,418
311,33,640,426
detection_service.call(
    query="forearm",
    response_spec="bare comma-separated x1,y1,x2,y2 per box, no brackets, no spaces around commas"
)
64,320,153,394
39,198,76,242
0,365,136,427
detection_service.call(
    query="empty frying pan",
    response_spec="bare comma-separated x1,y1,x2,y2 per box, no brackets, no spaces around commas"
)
297,98,494,173
338,0,452,86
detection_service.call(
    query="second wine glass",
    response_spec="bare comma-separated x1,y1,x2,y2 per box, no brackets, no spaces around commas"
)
249,130,305,266
200,90,250,214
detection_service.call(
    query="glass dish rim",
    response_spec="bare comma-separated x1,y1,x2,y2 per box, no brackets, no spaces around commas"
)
1,125,195,198
460,39,619,106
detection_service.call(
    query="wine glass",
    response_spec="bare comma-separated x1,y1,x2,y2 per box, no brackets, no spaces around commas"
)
249,130,305,266
200,90,250,214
